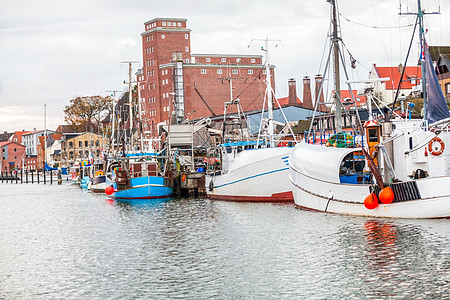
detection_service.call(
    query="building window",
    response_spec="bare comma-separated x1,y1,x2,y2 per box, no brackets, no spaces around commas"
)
185,33,189,39
236,58,241,63
446,83,450,94
201,69,206,74
248,70,254,75
167,22,171,26
263,70,267,74
185,58,190,63
84,141,88,147
232,69,238,74
177,22,181,26
221,58,226,63
217,69,223,74
79,141,82,147
251,59,256,63
69,142,73,147
206,58,211,62
185,47,189,52
161,34,165,39
162,22,166,26
165,79,168,84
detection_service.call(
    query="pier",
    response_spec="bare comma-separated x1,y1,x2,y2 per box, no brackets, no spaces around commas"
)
0,170,65,185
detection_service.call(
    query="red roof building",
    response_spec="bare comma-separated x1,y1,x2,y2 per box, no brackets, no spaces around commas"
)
340,90,367,107
369,63,422,103
10,130,32,144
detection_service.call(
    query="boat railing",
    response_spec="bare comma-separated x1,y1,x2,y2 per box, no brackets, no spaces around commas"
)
305,131,365,149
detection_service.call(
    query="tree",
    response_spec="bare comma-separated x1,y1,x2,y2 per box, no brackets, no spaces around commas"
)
64,95,113,133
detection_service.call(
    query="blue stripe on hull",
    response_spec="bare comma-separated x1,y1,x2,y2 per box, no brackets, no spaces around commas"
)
214,167,288,188
112,176,172,199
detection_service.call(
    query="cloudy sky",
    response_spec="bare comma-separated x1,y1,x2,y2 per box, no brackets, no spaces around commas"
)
1,0,449,132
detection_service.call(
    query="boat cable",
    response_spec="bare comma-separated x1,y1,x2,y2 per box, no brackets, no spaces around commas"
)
388,15,419,120
234,67,265,100
404,131,439,155
339,12,415,29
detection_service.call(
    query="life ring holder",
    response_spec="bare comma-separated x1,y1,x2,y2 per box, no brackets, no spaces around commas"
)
428,137,445,156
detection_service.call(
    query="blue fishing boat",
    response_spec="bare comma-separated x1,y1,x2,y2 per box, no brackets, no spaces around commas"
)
107,156,172,200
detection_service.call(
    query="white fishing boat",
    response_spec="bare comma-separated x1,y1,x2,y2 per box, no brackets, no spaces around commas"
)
289,0,450,218
205,38,296,202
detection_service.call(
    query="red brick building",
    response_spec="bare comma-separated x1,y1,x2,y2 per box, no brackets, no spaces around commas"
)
0,141,26,172
139,18,274,137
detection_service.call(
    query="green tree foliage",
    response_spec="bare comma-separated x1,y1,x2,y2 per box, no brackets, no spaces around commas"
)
64,95,113,133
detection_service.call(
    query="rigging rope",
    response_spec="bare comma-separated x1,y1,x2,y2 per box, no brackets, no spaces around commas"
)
339,12,414,29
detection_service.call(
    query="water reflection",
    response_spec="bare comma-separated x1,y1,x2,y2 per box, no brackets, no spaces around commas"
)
335,218,450,299
1,183,450,299
107,197,172,208
364,220,398,267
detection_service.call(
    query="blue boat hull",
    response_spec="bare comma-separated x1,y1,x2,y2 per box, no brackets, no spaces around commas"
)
111,176,172,199
80,176,90,189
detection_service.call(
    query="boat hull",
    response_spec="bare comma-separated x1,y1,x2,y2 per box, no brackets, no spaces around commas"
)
89,175,112,193
111,176,172,200
206,147,294,202
289,145,450,218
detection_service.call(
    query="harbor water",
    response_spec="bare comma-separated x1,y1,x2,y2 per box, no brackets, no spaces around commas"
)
1,182,449,299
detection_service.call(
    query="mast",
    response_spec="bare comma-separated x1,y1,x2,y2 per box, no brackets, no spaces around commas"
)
330,0,342,132
264,37,274,147
128,62,133,151
44,103,47,169
137,80,144,152
417,0,427,123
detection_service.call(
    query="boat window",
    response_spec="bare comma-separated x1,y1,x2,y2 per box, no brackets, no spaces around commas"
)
339,152,367,184
368,128,378,143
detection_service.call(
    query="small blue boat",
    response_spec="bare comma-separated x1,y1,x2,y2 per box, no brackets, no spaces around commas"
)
80,176,91,189
107,159,172,200
111,176,172,199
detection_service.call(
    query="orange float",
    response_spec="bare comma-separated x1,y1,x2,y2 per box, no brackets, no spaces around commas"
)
364,193,379,210
379,186,394,204
105,185,114,195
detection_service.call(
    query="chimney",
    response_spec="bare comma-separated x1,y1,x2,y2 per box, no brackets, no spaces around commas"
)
314,74,325,112
288,78,297,106
3,131,6,134
302,76,313,110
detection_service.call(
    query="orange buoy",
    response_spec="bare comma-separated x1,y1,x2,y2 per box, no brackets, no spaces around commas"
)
105,185,114,195
364,193,379,210
182,174,186,182
379,186,394,204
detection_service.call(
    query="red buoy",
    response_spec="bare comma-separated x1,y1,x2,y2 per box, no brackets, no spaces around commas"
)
364,193,379,210
105,185,114,196
379,186,394,204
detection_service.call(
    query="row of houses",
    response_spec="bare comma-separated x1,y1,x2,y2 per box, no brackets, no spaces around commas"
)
0,129,107,173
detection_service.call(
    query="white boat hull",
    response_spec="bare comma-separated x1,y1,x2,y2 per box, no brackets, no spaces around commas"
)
206,147,294,202
289,143,450,219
